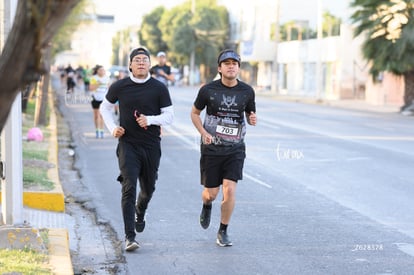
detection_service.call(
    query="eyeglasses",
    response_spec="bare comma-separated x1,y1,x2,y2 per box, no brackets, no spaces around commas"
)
132,58,149,63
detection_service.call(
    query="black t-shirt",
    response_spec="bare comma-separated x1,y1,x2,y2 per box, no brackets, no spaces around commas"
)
106,77,172,147
150,64,171,86
194,79,256,155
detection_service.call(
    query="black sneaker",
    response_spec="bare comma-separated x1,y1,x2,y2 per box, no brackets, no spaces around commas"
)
135,213,146,233
199,204,212,229
125,239,140,251
216,230,232,247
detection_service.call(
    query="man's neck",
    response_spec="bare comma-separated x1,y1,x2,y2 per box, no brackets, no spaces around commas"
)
130,73,150,83
221,78,237,87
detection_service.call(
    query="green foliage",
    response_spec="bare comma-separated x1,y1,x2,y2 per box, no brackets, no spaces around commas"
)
23,143,48,161
23,166,54,191
322,11,342,36
112,28,135,66
52,0,93,57
138,0,229,80
139,6,168,54
192,4,229,66
350,0,414,77
0,249,51,274
278,11,340,42
157,4,195,64
279,21,317,41
21,99,54,191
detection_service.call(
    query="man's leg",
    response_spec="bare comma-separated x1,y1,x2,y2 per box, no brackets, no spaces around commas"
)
118,142,140,247
200,187,219,229
217,179,237,247
220,179,237,224
135,147,161,232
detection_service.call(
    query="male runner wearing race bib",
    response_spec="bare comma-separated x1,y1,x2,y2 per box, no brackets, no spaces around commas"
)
191,49,257,246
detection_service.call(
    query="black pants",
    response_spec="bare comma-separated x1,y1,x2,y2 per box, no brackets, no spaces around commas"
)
117,141,161,241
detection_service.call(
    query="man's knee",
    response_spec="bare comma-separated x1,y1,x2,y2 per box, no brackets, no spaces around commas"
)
204,187,219,201
222,179,237,199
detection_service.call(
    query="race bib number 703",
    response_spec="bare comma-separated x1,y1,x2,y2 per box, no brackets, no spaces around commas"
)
216,124,239,136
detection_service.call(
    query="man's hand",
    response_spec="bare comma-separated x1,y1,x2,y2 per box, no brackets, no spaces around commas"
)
202,132,213,145
113,126,125,138
136,114,148,129
247,111,257,126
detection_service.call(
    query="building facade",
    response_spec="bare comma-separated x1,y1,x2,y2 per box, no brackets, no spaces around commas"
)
221,0,403,107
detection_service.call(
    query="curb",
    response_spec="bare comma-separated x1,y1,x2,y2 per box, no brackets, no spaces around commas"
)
48,228,73,275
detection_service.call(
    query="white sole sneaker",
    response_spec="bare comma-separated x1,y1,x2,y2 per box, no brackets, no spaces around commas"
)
125,240,140,251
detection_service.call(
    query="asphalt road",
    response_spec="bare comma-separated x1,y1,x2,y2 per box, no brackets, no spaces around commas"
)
60,85,414,275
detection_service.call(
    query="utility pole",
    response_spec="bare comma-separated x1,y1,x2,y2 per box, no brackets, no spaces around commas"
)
189,0,196,86
1,0,23,225
270,0,280,94
315,0,323,99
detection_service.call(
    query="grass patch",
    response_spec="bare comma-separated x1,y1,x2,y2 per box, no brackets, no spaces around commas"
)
21,98,55,191
0,248,51,274
23,141,49,161
23,166,54,191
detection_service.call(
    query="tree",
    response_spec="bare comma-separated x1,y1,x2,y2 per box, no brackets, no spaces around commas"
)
158,0,229,81
51,0,92,57
0,0,81,133
138,6,168,55
158,5,194,65
279,21,316,41
112,28,135,66
32,0,91,126
191,3,228,80
351,0,414,110
322,11,342,37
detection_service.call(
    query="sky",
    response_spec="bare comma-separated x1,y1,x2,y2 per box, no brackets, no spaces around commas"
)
279,0,352,26
94,0,353,30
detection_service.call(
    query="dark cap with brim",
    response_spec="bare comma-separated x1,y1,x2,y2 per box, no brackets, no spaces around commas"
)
130,47,151,61
218,50,241,65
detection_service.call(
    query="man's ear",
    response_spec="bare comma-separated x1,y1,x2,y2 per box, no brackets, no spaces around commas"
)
129,62,132,72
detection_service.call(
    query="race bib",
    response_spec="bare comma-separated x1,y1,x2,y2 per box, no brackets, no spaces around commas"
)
215,122,242,143
216,124,239,136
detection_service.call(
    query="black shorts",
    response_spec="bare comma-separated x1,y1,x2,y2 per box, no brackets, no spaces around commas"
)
200,151,246,188
91,98,103,109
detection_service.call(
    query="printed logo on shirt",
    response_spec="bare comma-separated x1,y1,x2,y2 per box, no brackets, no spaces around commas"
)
221,95,237,109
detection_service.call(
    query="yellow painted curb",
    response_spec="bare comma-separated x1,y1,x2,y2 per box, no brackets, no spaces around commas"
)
25,191,65,212
48,228,74,275
0,191,65,212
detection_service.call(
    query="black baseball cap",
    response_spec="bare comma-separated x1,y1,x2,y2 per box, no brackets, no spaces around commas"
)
217,49,241,65
130,47,151,61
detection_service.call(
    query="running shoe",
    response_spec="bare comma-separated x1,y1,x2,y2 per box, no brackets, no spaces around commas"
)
216,230,232,247
125,239,140,251
135,213,146,233
199,204,211,229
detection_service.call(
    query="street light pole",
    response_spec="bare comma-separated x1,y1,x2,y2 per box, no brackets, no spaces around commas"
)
189,0,196,86
315,0,323,99
270,0,280,94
